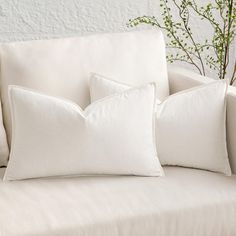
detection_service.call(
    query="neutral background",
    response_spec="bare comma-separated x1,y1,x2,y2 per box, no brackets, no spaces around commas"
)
0,0,235,78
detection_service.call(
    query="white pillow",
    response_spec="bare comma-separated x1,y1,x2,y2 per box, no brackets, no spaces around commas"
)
0,30,169,147
90,74,231,175
4,84,163,180
90,74,131,102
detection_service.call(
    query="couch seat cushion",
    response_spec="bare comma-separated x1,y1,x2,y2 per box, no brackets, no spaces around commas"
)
0,167,236,236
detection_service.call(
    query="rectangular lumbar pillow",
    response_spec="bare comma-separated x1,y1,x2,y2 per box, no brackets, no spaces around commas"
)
90,74,231,175
4,84,163,180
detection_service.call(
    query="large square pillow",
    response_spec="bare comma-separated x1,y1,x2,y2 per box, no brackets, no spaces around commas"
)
4,84,163,180
0,30,169,147
90,74,231,175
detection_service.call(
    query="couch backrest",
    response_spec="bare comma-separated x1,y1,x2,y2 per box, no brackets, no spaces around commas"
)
0,30,169,143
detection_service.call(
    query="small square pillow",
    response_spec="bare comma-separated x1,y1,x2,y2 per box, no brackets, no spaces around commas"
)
90,74,231,175
4,83,163,180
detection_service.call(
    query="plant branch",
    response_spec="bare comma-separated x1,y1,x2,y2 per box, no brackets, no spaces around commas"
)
172,0,206,75
128,0,236,81
222,0,234,80
230,59,236,85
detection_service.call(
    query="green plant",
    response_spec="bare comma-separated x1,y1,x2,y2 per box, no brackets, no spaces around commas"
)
128,0,236,85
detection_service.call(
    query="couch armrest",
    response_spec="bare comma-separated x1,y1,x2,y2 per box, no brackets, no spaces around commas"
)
168,66,214,94
168,66,236,174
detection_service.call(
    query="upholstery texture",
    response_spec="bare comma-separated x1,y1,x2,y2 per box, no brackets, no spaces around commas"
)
0,167,236,236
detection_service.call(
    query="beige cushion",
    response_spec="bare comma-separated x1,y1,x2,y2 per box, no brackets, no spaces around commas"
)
0,30,169,145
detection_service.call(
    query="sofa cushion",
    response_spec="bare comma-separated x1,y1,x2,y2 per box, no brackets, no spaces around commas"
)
5,84,163,180
0,30,169,145
0,167,236,236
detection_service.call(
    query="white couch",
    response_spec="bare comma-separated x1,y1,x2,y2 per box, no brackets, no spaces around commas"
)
0,31,236,236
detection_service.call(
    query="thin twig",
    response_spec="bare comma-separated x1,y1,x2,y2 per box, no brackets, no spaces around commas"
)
172,0,206,75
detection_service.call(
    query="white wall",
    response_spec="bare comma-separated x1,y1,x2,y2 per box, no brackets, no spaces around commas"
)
0,0,150,41
0,0,234,79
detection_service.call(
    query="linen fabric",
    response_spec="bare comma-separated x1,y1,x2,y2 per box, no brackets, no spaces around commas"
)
4,84,163,180
0,30,169,146
90,75,231,175
1,167,236,236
